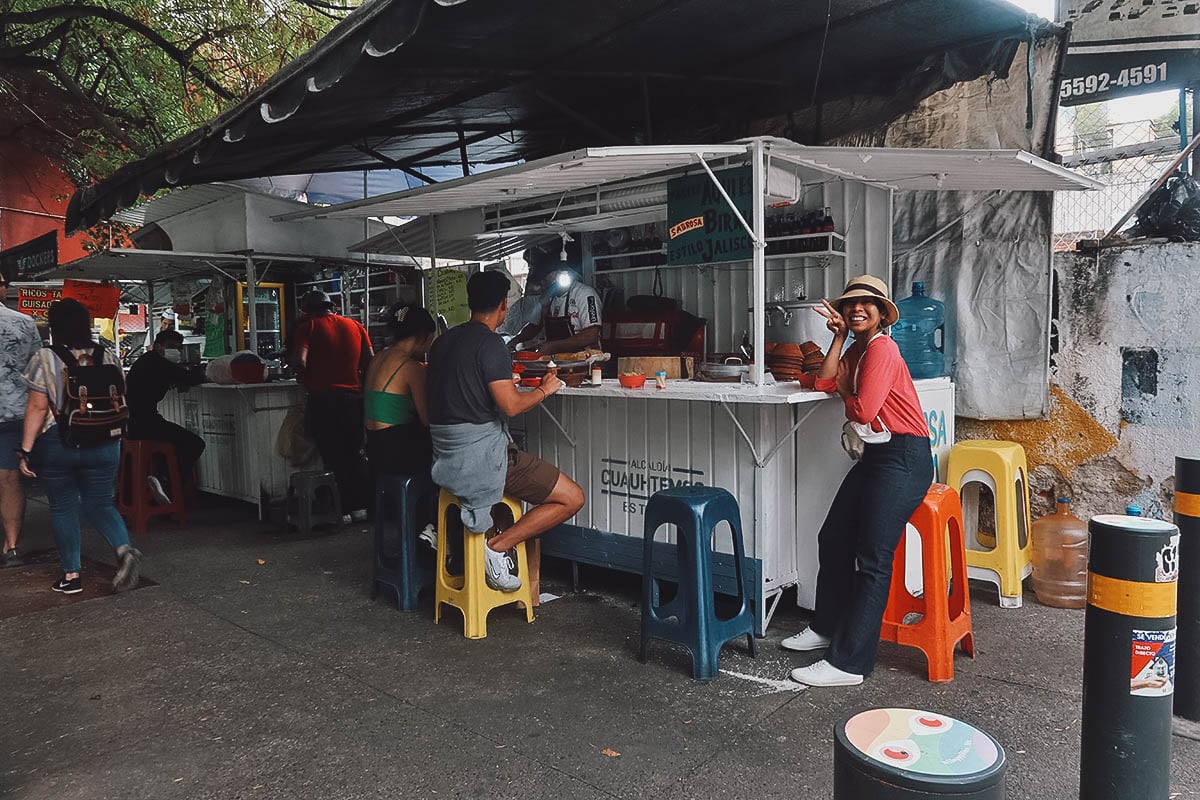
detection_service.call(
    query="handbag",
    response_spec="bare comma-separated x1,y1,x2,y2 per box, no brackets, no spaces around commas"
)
839,335,892,460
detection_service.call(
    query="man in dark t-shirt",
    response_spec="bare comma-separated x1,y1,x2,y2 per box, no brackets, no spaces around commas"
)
126,330,205,503
427,271,584,592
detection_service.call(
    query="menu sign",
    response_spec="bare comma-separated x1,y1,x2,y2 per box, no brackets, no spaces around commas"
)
62,279,121,320
666,166,753,267
429,267,470,328
16,286,63,320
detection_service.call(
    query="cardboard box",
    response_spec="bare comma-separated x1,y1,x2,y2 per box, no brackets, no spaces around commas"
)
617,356,694,379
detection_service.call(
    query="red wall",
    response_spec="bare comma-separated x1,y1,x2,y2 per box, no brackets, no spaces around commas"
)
0,140,90,267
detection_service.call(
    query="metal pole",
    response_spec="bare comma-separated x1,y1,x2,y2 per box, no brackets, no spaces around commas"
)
245,256,258,355
750,140,766,386
1079,514,1180,800
1179,89,1189,164
429,217,439,327
1192,86,1200,177
1175,456,1200,721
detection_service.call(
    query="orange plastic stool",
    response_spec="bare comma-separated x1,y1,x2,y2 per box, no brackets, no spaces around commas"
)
116,440,188,534
879,483,974,683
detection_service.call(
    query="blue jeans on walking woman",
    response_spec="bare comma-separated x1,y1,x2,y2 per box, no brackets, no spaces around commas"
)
812,434,933,676
32,433,131,574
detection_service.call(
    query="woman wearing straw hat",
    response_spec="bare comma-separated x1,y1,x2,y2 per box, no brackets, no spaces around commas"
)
783,275,934,687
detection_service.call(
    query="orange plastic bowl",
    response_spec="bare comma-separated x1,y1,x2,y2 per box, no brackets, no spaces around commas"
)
514,351,542,362
617,373,646,389
511,363,527,374
519,376,542,388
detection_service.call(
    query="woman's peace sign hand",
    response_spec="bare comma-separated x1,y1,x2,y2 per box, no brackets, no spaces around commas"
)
814,300,848,338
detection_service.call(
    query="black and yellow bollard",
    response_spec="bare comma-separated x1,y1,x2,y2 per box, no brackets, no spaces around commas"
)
1177,456,1200,722
1079,514,1179,800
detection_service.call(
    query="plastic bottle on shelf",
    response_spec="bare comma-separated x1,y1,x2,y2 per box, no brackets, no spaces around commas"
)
821,207,835,233
1030,497,1089,609
892,281,946,379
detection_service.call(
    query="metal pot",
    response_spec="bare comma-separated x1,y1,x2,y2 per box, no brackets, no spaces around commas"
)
699,355,749,379
753,301,834,348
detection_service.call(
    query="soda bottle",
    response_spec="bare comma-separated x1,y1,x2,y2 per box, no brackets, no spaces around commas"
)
892,281,946,379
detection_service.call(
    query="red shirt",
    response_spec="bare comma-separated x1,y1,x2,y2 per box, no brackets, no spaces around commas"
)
814,335,928,438
293,314,372,392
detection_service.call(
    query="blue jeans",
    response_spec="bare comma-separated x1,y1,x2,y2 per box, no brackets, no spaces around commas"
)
812,434,933,676
32,433,130,574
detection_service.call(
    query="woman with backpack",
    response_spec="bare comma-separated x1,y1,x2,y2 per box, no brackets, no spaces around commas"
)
16,298,141,595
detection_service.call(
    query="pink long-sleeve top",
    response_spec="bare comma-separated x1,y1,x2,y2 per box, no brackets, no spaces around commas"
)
814,334,929,438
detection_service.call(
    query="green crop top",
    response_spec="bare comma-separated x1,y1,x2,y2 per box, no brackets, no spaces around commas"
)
364,360,417,426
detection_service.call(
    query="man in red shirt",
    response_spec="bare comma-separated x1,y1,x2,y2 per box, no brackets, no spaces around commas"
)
292,290,374,522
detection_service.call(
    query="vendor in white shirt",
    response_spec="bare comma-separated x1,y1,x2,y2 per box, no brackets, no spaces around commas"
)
510,265,602,356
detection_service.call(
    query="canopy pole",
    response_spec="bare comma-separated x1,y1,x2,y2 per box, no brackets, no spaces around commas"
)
429,217,439,325
750,140,766,385
245,255,258,355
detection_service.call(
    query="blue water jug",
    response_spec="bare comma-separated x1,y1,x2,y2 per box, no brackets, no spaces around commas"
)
893,281,945,379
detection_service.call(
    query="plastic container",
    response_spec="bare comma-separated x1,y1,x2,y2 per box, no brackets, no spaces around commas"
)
892,281,946,379
1126,504,1142,517
1030,497,1089,609
655,370,667,389
618,373,646,389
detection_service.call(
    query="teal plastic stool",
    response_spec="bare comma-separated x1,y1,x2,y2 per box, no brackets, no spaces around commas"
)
372,473,437,611
639,485,757,681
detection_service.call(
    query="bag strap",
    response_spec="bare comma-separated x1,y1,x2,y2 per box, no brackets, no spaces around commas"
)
852,333,888,432
91,343,105,365
49,343,78,369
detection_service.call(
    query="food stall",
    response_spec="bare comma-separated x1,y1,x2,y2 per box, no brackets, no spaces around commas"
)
37,184,420,512
284,138,1098,631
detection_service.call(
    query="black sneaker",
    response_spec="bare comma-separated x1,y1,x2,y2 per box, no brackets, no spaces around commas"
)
51,576,82,595
113,547,143,592
1,547,23,568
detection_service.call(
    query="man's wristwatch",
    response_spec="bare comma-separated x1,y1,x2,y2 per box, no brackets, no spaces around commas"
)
13,447,30,460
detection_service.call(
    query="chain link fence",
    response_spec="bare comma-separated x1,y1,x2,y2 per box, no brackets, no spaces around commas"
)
1053,101,1182,251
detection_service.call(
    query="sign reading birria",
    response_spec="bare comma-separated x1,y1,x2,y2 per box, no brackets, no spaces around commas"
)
666,167,753,267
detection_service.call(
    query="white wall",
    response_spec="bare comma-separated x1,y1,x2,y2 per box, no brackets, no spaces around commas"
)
1052,242,1200,516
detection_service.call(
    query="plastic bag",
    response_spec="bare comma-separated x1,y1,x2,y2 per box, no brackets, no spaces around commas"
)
206,350,266,384
1127,172,1200,240
276,405,318,467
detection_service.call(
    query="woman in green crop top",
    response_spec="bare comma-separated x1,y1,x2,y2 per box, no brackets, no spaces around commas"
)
363,304,437,476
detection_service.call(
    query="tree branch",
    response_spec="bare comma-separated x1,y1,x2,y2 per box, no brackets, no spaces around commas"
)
5,4,235,100
0,19,72,58
6,54,146,155
183,24,248,60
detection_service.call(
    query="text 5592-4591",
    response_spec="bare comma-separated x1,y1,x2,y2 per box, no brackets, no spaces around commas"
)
1060,63,1168,100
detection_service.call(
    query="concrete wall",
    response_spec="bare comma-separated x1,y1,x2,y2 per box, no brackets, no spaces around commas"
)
959,241,1200,521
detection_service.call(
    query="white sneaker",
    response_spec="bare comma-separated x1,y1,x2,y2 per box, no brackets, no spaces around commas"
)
780,627,831,652
789,659,863,687
147,476,171,506
419,524,437,549
483,540,521,592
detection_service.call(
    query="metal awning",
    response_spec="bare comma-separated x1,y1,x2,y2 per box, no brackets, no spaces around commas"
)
299,140,1099,239
768,145,1105,192
350,222,557,261
37,248,404,284
281,145,748,220
111,184,246,228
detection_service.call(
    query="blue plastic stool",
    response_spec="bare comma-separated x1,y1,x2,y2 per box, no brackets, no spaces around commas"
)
639,485,757,681
372,473,437,611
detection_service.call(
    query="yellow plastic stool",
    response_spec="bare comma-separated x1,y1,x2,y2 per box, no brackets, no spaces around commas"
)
946,440,1032,609
434,490,535,639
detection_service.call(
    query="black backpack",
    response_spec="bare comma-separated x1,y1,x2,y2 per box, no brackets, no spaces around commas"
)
50,344,129,447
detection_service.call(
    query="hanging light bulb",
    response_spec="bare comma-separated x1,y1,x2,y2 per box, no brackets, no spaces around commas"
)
559,230,574,262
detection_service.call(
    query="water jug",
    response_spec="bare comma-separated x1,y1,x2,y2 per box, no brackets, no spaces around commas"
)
1030,497,1089,609
892,281,945,379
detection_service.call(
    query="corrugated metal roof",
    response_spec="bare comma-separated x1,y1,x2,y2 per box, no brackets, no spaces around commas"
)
68,0,1044,233
38,249,403,283
111,184,245,227
768,145,1105,192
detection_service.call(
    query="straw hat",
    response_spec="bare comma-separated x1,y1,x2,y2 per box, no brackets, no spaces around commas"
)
832,275,899,327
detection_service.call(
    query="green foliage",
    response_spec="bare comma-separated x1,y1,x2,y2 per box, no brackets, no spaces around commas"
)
0,0,360,183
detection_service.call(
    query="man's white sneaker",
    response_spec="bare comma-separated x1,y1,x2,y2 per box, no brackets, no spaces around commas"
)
419,524,437,549
780,627,831,652
146,476,171,506
789,659,863,687
483,540,521,592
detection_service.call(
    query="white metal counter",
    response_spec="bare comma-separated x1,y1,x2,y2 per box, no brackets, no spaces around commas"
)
521,377,954,633
159,380,307,508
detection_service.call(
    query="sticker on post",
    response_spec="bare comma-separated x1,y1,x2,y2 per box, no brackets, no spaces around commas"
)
1131,628,1175,697
1155,533,1180,583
